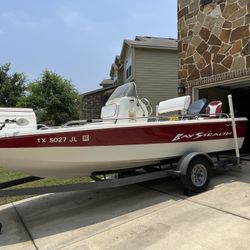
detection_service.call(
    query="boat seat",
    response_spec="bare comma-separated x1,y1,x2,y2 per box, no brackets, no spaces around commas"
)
206,100,223,117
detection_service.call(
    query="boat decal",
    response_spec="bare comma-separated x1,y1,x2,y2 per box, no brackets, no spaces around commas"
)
82,135,90,142
36,135,90,144
172,132,233,142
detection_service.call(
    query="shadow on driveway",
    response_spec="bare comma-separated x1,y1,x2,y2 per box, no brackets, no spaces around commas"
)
0,160,250,249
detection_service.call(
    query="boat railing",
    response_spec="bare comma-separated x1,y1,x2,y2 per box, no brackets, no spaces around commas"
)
62,119,102,127
0,112,232,133
60,112,230,127
152,112,229,122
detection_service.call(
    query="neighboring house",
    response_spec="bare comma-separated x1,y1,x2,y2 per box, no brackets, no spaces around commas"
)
110,36,178,114
99,79,114,88
80,36,178,119
178,0,250,151
80,82,117,120
110,56,124,85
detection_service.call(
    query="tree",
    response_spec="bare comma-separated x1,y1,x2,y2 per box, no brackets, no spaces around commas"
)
18,70,80,125
0,63,26,107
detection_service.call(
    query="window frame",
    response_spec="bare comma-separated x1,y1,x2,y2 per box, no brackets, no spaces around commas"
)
125,51,132,79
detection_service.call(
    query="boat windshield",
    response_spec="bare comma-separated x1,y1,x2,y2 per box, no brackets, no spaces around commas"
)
108,82,137,101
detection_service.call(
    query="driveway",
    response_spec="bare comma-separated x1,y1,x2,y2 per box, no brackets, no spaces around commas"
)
0,160,250,250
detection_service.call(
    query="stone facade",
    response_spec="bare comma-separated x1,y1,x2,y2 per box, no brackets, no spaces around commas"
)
178,0,250,91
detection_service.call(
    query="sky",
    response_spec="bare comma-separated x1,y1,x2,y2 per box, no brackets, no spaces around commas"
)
0,0,177,93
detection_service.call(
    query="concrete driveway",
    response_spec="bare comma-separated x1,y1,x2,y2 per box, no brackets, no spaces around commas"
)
1,161,250,250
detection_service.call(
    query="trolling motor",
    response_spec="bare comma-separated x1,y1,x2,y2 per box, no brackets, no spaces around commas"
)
0,118,30,130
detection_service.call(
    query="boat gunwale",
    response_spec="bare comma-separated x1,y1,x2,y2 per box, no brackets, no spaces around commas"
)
0,117,247,140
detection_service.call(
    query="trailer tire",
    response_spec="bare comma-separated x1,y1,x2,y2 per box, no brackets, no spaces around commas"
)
181,157,211,193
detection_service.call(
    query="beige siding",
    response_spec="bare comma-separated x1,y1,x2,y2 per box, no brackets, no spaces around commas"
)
135,48,178,114
118,70,123,84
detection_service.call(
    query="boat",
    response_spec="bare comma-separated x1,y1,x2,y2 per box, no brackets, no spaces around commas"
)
0,82,247,178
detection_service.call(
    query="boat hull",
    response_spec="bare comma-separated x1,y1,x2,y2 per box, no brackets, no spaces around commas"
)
0,138,245,178
0,118,247,178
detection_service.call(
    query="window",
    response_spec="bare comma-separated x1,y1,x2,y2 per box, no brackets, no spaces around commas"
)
126,65,132,79
113,70,118,82
125,52,132,79
200,0,212,6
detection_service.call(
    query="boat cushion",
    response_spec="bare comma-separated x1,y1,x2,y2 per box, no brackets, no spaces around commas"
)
158,96,191,115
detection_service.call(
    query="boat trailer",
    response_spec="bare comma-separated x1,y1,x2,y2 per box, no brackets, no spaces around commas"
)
0,95,244,233
0,94,242,196
0,152,242,198
0,152,243,234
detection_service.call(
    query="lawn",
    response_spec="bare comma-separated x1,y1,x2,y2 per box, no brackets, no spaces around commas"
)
0,167,89,205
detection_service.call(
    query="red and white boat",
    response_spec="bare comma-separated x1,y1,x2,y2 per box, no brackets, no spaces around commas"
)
0,82,247,178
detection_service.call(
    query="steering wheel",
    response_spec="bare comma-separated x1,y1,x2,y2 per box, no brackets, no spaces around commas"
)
140,98,153,116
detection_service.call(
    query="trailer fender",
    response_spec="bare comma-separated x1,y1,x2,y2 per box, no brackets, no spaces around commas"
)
177,152,213,176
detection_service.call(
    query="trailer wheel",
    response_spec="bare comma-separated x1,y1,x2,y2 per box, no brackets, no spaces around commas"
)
181,157,211,193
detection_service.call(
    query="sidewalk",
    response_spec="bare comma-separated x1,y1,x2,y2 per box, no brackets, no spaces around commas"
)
0,162,250,250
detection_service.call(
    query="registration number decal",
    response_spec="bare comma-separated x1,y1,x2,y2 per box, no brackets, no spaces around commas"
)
36,135,90,144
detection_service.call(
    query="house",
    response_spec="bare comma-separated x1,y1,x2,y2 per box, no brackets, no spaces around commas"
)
178,0,250,151
110,36,178,113
79,81,118,120
99,79,114,88
110,56,123,85
80,36,178,119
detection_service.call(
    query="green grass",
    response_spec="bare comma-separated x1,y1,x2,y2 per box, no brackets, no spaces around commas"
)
0,167,90,205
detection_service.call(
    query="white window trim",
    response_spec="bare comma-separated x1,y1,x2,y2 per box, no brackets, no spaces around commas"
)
125,52,132,79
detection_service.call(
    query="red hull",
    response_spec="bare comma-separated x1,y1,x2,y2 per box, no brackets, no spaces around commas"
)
0,119,247,148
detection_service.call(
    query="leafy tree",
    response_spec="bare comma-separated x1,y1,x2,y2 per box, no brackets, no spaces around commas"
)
18,70,80,125
0,63,26,107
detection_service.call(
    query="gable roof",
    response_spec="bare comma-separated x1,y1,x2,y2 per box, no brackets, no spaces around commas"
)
81,84,118,97
120,36,178,60
110,55,123,77
100,78,114,87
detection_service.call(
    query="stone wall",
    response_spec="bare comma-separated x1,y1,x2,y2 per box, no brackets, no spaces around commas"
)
178,0,250,85
80,88,115,120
